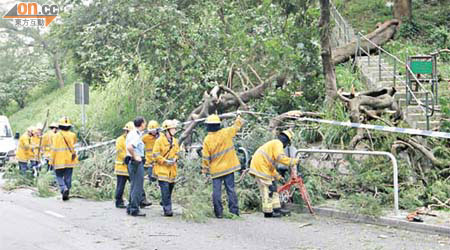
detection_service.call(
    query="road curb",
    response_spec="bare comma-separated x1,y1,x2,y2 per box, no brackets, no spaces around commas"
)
289,205,450,236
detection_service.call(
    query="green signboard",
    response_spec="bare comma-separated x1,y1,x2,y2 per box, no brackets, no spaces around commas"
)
410,61,433,74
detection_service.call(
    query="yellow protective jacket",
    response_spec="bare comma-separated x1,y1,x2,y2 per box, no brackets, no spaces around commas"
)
50,131,79,170
114,134,128,176
249,139,298,181
153,135,180,183
142,133,159,168
30,135,41,161
16,134,33,163
42,131,55,159
202,117,242,179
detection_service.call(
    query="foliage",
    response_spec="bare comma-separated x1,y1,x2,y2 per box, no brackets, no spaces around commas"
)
0,45,52,112
2,164,57,198
52,0,323,118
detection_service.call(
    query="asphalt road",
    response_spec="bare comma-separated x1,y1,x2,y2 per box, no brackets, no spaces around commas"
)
0,179,449,250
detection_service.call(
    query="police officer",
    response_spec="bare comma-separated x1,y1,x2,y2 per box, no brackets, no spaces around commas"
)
249,130,298,218
125,117,147,217
50,117,78,201
202,114,243,218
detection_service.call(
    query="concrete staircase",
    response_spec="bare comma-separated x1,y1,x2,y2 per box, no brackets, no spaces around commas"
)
356,55,442,130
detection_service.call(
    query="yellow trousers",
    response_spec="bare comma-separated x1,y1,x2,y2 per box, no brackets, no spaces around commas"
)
256,177,281,213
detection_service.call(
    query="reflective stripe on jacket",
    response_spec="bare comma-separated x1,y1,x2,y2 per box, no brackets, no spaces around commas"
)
202,117,242,179
249,139,298,181
16,134,33,162
114,134,128,176
50,131,78,170
153,134,180,183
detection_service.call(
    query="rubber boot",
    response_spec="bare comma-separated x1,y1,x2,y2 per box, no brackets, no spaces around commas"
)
272,208,282,218
264,212,273,218
140,199,152,208
62,189,69,201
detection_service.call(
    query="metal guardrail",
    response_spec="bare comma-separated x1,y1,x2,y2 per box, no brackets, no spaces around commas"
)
330,1,354,47
295,148,400,216
355,32,436,130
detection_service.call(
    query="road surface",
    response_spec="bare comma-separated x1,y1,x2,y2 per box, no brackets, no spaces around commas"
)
0,179,449,250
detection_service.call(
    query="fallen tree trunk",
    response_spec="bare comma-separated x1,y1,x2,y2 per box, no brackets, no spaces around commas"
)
269,110,323,133
179,73,282,145
338,86,403,148
332,19,400,65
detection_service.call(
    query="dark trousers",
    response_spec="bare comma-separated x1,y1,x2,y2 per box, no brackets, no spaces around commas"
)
18,161,29,175
127,161,144,214
212,173,239,217
140,167,153,203
55,168,73,193
159,181,175,214
115,175,129,206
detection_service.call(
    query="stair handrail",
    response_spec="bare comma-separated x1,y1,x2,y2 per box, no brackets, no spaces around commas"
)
330,1,353,45
356,32,435,126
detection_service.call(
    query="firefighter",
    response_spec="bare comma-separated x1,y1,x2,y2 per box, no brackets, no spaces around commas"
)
202,114,243,218
249,130,299,218
125,116,147,217
114,121,134,208
139,120,160,207
16,127,34,175
42,123,59,171
50,117,79,201
30,124,43,171
153,120,180,217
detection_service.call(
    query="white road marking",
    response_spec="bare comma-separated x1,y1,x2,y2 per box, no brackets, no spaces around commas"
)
45,210,65,218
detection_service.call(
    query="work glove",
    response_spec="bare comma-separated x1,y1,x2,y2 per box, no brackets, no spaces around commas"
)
165,159,176,166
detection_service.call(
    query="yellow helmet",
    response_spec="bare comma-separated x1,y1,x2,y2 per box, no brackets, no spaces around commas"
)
162,120,177,130
205,114,221,124
123,121,135,131
49,122,58,129
147,120,160,130
281,129,294,141
59,116,72,127
34,123,43,131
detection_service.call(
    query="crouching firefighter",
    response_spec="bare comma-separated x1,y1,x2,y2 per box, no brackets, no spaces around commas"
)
202,114,243,218
50,117,79,201
114,121,134,208
153,120,180,217
249,130,298,218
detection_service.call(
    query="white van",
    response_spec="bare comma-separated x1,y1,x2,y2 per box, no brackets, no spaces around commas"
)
0,116,17,166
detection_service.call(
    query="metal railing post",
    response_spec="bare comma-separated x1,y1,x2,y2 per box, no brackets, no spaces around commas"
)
393,60,397,88
355,34,360,65
378,47,382,81
295,149,400,216
367,43,370,66
406,57,410,106
426,92,430,130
